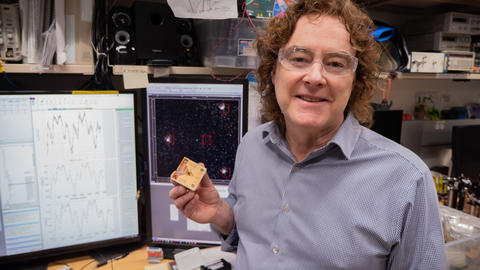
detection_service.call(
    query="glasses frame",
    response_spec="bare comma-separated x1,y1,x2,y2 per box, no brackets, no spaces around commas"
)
278,47,359,76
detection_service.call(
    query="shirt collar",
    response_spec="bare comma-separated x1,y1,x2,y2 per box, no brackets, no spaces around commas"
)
329,113,361,160
261,113,361,161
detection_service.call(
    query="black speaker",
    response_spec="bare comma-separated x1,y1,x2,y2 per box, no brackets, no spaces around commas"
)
108,6,136,65
134,1,199,66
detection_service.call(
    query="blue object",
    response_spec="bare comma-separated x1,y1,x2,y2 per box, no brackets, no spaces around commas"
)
3,72,17,89
371,26,395,42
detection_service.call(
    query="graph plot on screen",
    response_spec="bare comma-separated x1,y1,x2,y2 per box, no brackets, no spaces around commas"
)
39,161,107,199
0,92,140,261
42,198,115,248
33,110,104,159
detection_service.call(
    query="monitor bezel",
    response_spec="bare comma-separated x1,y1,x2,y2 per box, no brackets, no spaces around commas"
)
143,76,248,251
0,89,144,265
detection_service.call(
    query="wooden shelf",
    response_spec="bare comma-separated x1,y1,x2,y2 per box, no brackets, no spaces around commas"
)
2,64,254,77
6,63,480,80
111,65,253,76
4,64,94,75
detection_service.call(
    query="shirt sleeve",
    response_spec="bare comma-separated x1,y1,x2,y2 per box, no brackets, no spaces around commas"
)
210,133,249,253
210,192,239,252
388,169,447,270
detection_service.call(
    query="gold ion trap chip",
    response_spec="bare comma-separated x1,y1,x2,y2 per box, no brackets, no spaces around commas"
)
170,157,207,191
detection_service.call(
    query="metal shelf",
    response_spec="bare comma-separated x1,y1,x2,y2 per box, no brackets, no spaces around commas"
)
363,0,480,14
392,72,480,80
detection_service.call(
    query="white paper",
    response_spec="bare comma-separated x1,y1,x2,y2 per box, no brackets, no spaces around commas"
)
215,185,229,198
187,218,211,232
19,0,29,58
81,0,93,22
153,67,170,78
22,0,46,63
122,66,149,89
174,247,237,270
200,247,236,268
40,20,57,65
170,204,179,221
64,15,75,64
174,247,204,270
55,0,67,64
166,0,238,19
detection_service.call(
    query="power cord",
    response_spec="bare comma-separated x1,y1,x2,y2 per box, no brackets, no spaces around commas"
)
84,0,113,90
0,59,17,89
48,262,72,270
209,0,257,82
95,251,130,268
80,259,96,270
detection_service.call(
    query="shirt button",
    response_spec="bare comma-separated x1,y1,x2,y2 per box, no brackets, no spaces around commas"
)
294,165,301,172
283,204,290,213
273,246,279,254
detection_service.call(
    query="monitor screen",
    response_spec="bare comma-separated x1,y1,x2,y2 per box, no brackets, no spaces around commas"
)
0,91,141,264
145,77,248,254
452,125,480,183
370,110,403,143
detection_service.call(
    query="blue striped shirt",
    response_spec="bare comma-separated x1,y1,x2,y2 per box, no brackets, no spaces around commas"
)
218,113,446,269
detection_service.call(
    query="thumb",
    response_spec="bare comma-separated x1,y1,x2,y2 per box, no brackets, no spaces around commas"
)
198,162,214,188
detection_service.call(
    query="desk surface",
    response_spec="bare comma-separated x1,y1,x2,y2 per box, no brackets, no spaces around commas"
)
47,246,172,270
46,246,236,270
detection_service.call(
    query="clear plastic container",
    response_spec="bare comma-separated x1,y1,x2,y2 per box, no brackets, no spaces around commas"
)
440,205,480,269
194,18,268,68
446,233,480,269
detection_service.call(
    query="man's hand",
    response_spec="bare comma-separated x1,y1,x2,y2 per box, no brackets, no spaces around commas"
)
168,163,234,235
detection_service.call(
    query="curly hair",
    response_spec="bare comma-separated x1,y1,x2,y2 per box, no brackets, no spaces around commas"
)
255,0,381,131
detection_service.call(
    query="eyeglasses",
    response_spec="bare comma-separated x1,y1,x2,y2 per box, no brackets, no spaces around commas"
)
278,46,358,76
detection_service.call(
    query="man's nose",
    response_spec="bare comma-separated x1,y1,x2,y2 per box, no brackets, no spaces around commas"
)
303,61,327,86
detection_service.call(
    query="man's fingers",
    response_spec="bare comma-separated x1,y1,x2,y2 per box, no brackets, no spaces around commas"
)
173,190,195,211
182,195,199,217
197,163,214,188
168,185,187,200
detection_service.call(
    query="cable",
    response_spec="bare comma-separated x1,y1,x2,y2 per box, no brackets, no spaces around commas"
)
80,259,96,270
3,71,17,89
209,0,258,82
47,262,72,270
87,0,114,90
95,252,130,268
0,59,17,89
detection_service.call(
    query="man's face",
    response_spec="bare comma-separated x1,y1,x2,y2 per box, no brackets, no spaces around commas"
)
272,14,356,134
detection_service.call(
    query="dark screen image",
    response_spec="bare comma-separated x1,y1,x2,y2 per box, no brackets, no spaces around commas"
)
452,125,480,184
370,110,403,143
150,97,240,184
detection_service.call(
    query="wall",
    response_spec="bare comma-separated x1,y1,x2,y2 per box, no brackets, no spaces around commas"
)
371,79,480,115
370,78,480,171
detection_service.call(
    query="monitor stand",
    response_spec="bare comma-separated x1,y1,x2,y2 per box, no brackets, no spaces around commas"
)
162,247,189,259
89,242,143,265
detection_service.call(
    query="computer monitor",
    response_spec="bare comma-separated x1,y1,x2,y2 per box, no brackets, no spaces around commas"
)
370,110,403,143
0,91,141,265
145,77,248,256
451,125,480,183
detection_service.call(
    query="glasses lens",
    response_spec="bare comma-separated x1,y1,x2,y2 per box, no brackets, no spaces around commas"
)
323,52,356,75
279,47,358,76
281,47,314,69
